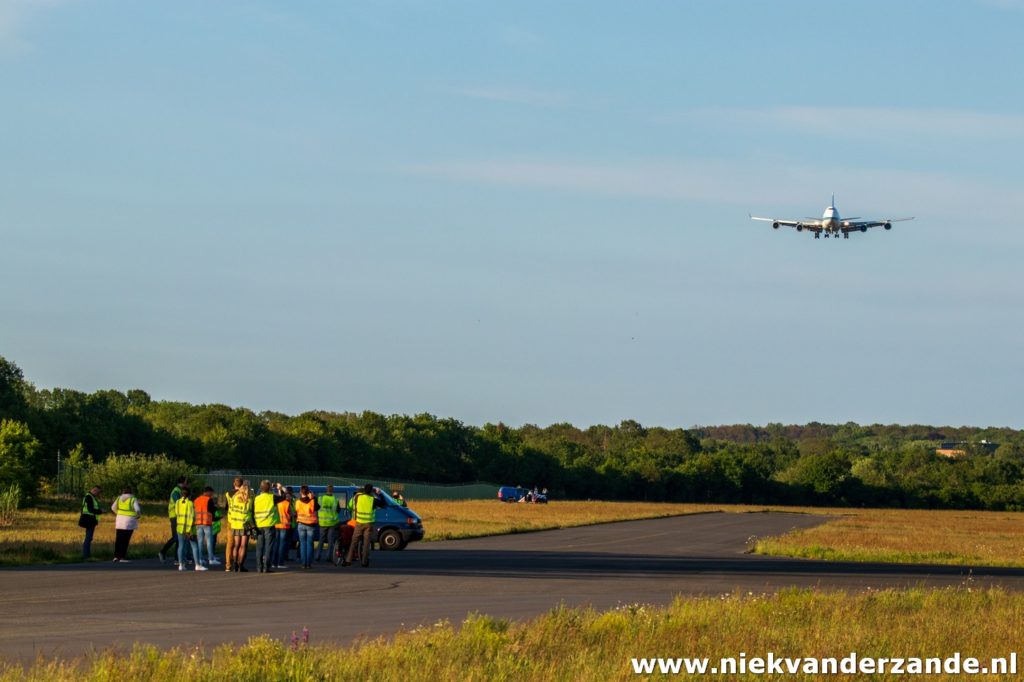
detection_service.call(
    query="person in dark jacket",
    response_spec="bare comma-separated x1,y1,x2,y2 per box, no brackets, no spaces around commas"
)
78,485,103,560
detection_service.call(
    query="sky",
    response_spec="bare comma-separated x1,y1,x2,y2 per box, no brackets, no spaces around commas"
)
2,1,1023,428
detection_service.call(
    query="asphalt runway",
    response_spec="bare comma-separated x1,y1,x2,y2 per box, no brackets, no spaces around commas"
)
4,511,1024,661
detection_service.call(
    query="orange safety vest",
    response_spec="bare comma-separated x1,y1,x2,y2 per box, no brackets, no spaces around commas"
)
275,500,292,529
296,498,317,525
194,495,213,526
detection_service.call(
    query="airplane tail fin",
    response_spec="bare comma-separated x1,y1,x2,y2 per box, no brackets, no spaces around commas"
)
831,193,835,209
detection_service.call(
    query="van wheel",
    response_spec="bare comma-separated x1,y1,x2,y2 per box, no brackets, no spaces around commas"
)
379,529,404,551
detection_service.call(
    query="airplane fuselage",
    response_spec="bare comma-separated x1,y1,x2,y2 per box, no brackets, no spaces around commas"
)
821,206,840,233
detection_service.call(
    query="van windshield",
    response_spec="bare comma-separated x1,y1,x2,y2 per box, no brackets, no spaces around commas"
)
377,490,402,507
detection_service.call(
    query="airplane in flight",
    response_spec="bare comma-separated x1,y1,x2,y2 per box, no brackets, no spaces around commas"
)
750,196,914,239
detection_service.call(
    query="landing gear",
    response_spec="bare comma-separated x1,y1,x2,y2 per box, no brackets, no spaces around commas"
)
814,232,820,239
843,232,849,239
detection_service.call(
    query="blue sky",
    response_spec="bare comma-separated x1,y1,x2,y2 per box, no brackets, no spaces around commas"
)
2,1,1023,428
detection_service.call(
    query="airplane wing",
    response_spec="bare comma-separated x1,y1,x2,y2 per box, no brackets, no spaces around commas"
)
841,217,915,233
750,215,823,233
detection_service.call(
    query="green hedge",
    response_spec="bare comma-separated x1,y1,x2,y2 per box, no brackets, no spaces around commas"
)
85,453,202,501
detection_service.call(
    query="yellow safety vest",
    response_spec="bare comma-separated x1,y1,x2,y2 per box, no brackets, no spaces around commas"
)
352,493,376,524
318,495,338,527
167,485,182,519
175,497,195,534
116,496,138,517
253,492,280,528
81,493,99,518
228,494,253,530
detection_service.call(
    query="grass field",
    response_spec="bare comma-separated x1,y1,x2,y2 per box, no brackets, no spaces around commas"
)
752,507,1024,568
0,498,720,566
3,586,1021,681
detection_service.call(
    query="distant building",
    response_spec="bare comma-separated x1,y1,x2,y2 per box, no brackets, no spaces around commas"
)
935,440,998,458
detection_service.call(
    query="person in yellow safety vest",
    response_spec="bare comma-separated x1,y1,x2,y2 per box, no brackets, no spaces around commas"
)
272,487,295,569
222,476,243,572
78,485,103,560
343,484,385,568
111,486,141,562
174,486,207,571
315,485,342,564
159,476,189,565
253,480,288,573
295,485,320,569
227,482,254,573
391,490,407,507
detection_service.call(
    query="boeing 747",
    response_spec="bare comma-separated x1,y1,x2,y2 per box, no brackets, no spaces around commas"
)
750,196,914,239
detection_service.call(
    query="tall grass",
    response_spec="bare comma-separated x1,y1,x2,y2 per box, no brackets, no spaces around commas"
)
754,507,1024,567
0,500,174,565
0,484,21,527
4,587,1022,681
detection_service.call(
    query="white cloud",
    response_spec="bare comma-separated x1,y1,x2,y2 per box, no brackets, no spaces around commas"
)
0,0,63,51
682,106,1024,141
459,86,569,107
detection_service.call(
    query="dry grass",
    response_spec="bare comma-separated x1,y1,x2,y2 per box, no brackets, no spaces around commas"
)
4,587,1023,681
413,499,726,540
0,500,181,565
753,507,1024,567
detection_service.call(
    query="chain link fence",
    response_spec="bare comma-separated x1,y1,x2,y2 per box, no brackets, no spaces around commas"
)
56,459,500,501
203,470,499,501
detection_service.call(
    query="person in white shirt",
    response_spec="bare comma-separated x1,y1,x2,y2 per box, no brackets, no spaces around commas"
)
111,486,142,562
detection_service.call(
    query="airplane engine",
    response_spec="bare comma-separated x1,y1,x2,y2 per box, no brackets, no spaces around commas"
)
772,221,779,229
884,222,892,230
860,226,867,233
795,224,803,232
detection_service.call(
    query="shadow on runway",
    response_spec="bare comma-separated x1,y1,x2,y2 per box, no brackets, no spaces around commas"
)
12,546,1024,585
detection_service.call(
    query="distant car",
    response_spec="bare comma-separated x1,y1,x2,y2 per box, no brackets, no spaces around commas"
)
497,486,548,503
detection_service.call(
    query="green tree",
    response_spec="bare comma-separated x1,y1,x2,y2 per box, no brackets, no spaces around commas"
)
0,357,30,421
0,419,40,496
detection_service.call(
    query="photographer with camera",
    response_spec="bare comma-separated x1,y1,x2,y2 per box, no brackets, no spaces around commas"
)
343,484,385,568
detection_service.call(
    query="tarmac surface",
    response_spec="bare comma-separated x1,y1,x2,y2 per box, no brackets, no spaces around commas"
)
4,511,1024,661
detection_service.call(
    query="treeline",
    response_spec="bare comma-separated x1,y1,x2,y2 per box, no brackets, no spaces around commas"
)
2,356,1024,508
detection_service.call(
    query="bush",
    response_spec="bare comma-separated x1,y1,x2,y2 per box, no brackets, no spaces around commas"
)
85,453,203,501
0,483,20,527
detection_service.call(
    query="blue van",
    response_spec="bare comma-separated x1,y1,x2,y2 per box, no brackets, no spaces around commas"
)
305,485,424,550
497,486,527,502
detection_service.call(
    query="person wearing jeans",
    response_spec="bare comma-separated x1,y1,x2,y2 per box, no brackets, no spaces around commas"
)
294,485,320,569
159,476,188,564
193,487,219,566
272,488,294,568
175,486,206,571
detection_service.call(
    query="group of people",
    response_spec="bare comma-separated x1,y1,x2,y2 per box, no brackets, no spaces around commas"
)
79,476,391,572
